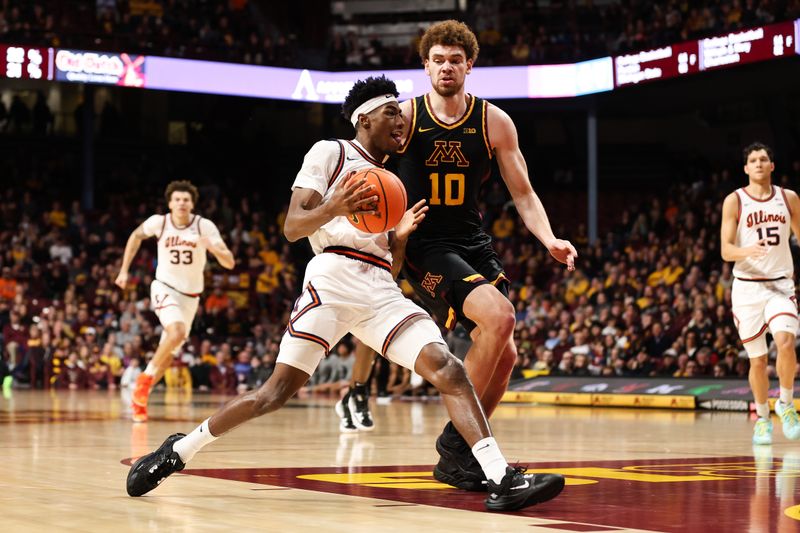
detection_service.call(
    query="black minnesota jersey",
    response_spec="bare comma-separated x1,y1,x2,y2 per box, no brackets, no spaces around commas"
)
390,94,493,240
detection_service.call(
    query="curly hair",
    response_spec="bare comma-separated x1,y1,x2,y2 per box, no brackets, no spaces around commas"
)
418,20,479,63
742,142,774,164
341,75,399,123
164,180,199,204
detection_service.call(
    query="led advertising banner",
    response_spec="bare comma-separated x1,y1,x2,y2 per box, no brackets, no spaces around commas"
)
54,49,146,87
0,45,52,80
145,57,612,102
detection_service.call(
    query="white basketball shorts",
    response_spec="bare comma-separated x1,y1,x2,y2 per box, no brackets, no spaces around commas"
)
277,251,446,376
150,279,199,338
731,277,798,357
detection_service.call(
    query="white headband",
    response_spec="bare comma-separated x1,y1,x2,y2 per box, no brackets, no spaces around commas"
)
350,94,398,127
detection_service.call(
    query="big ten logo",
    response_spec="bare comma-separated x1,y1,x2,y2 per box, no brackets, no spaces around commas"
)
425,141,469,167
462,127,476,134
421,273,443,298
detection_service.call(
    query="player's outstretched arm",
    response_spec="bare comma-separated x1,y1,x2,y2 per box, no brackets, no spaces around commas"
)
389,199,428,279
115,224,148,289
489,105,577,271
720,192,768,261
205,239,235,269
284,173,378,242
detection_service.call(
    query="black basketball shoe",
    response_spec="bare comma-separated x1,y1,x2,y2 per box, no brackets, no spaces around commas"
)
335,392,358,433
348,384,374,432
126,433,186,497
433,421,487,491
485,466,565,512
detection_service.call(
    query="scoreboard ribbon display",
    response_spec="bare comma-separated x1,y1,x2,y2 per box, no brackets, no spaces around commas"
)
614,19,797,88
0,18,798,99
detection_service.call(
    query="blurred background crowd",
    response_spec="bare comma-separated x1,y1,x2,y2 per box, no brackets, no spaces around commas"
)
3,153,800,396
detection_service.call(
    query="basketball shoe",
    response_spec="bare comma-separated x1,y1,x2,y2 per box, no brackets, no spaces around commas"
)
131,373,154,423
485,466,565,512
348,384,374,431
126,433,186,496
752,417,773,445
775,400,800,440
433,421,487,491
335,392,358,433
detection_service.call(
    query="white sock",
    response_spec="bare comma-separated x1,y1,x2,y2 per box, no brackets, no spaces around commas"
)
144,362,158,377
780,388,794,405
471,436,508,484
173,418,218,463
756,402,770,419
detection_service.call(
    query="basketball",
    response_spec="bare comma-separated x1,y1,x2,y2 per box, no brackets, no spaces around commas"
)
347,167,407,233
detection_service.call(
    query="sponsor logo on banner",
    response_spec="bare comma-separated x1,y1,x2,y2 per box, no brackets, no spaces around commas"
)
55,50,145,86
290,69,415,102
699,399,750,411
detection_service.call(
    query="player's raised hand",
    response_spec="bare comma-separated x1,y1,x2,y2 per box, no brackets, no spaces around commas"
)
547,238,578,271
394,200,428,241
114,271,128,289
328,171,379,217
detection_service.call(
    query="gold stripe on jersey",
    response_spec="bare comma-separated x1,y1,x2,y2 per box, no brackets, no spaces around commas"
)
481,100,492,160
397,98,417,155
424,93,476,130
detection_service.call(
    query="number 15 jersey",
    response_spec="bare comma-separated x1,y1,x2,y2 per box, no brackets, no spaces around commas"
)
390,94,493,241
734,185,794,280
142,214,223,294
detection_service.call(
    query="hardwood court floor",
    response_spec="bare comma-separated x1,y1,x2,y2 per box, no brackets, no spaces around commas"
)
1,388,799,533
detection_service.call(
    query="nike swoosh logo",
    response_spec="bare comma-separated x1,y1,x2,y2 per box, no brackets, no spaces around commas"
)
476,443,491,451
511,479,530,490
346,156,359,161
418,126,435,133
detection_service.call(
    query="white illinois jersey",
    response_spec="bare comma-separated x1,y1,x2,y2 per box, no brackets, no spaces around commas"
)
142,214,223,294
734,185,794,280
292,138,392,262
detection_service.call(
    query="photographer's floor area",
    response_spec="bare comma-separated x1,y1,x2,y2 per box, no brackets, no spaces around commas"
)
1,389,798,533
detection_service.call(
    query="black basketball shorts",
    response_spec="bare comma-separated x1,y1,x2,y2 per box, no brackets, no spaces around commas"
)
402,234,509,333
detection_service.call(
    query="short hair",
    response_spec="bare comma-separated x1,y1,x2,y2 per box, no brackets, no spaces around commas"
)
418,20,480,63
742,142,774,164
341,75,399,123
164,180,199,204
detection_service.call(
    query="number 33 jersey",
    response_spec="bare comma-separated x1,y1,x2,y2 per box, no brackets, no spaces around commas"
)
390,94,493,240
734,185,793,280
142,214,223,294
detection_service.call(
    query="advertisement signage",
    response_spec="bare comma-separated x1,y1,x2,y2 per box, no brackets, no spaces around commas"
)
54,49,146,87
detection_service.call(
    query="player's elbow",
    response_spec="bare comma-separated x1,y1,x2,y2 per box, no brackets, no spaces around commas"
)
283,221,303,243
720,245,733,262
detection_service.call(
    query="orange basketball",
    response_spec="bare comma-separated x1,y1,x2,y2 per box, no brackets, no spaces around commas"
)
347,167,407,233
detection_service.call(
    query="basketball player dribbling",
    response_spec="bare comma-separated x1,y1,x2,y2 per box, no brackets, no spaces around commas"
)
115,181,234,422
721,142,800,445
126,76,565,512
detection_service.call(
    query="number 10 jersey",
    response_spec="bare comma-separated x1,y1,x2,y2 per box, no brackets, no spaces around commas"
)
390,94,493,241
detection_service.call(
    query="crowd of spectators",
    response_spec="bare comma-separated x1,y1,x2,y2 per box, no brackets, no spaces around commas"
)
331,0,800,68
0,1,797,69
3,152,800,398
0,0,297,66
